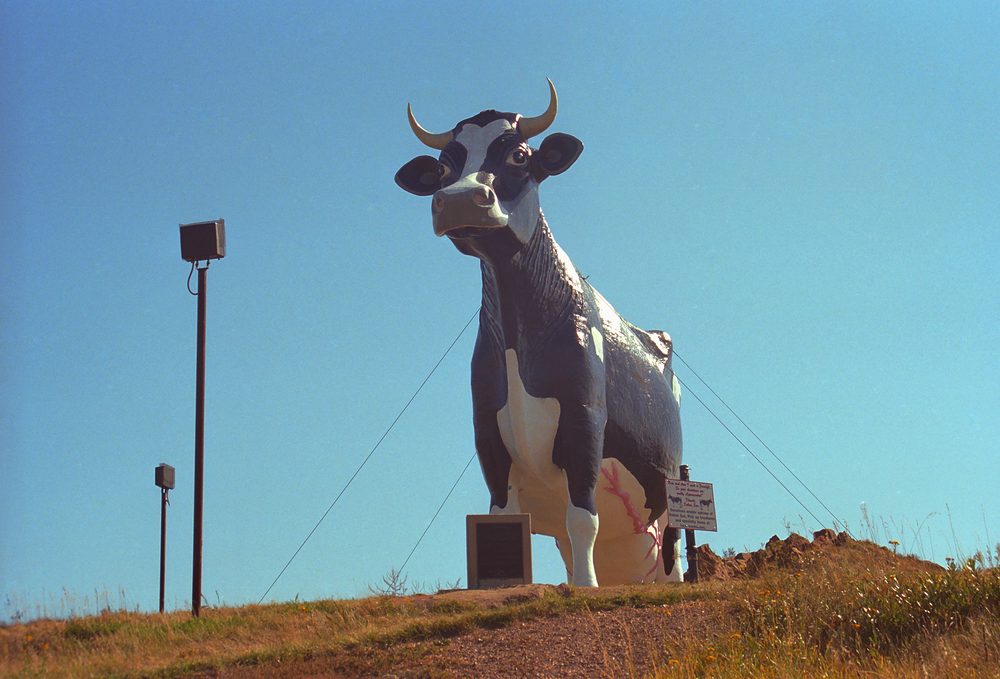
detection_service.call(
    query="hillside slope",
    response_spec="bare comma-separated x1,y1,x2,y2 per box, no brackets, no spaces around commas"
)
4,532,997,679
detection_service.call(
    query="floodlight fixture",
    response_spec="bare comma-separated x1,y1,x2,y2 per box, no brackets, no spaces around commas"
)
179,219,226,263
155,463,175,490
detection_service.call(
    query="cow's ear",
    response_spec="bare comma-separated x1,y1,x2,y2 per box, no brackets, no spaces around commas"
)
395,155,443,196
534,133,584,178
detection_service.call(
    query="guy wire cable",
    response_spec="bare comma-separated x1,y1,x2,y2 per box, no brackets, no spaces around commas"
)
671,369,825,527
397,450,478,575
673,350,853,537
258,307,480,604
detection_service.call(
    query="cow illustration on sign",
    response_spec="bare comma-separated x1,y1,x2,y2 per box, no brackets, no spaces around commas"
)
396,80,683,586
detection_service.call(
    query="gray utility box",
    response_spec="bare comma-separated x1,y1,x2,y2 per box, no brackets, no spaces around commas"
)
466,514,532,589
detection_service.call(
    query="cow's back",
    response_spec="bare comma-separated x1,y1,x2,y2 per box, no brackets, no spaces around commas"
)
587,282,682,523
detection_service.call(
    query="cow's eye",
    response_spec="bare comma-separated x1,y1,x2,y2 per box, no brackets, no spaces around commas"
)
439,163,452,182
506,148,529,167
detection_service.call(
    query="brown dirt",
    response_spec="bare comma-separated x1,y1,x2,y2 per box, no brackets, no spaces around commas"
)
395,597,732,678
185,532,943,678
205,587,731,679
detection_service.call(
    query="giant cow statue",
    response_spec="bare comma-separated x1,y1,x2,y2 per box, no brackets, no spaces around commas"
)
395,80,683,586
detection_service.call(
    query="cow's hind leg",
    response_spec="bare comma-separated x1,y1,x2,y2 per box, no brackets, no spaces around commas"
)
659,526,683,582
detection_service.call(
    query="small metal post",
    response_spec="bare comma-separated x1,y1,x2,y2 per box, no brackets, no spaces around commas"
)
159,487,169,613
192,265,207,617
680,465,698,583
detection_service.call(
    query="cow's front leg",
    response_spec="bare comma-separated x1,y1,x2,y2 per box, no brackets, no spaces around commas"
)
555,409,605,588
491,464,522,514
565,494,599,587
473,402,514,514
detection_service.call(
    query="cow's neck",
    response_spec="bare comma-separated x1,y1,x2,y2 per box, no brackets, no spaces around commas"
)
480,213,581,352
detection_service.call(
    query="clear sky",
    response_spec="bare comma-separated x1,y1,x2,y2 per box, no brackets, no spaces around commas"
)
2,1,997,622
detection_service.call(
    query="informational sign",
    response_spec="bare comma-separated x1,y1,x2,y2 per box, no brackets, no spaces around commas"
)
665,479,717,531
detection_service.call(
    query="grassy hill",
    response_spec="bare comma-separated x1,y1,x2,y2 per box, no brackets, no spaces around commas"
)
3,533,998,678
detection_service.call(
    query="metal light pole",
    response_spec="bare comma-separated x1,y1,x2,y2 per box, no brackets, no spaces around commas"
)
179,219,226,618
192,264,207,617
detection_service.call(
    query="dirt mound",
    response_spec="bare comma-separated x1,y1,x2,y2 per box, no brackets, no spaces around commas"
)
692,529,944,581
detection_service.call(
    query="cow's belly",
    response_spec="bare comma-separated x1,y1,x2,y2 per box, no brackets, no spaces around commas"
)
496,348,565,491
514,457,655,540
595,458,655,538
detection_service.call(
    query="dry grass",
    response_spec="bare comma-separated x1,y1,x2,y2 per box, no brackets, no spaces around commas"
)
1,587,683,678
652,540,1000,678
3,538,999,678
2,597,419,678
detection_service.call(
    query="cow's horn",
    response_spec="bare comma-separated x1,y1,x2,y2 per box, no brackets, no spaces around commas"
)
517,78,558,140
407,104,454,150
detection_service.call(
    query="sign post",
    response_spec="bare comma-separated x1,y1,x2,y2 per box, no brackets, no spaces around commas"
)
665,465,717,583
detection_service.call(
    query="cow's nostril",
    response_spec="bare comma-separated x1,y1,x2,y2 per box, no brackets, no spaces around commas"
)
473,187,494,207
432,196,444,214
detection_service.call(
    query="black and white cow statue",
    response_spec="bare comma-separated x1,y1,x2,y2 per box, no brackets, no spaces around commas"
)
396,80,683,586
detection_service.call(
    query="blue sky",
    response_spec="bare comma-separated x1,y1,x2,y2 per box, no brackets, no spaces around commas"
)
2,1,997,621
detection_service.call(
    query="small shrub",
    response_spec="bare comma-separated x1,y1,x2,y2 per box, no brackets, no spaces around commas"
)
368,568,409,597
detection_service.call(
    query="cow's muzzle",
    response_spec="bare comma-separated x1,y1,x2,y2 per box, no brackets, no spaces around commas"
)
432,180,508,237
